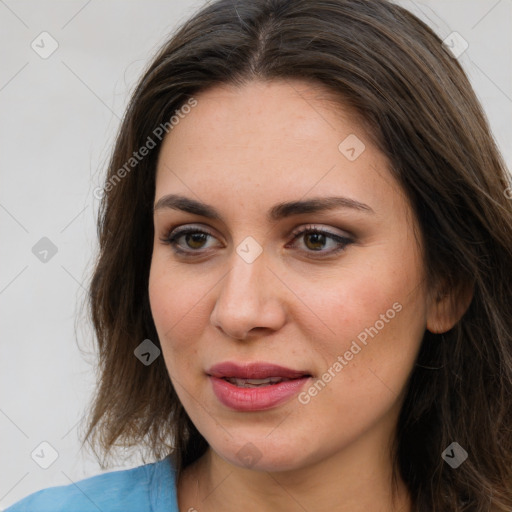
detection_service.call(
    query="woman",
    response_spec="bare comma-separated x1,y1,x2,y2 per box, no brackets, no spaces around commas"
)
6,0,512,510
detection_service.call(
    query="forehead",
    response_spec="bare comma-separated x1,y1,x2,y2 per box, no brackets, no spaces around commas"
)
161,79,357,150
154,79,400,220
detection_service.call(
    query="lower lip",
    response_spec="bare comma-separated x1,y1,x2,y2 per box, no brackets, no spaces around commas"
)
209,376,310,411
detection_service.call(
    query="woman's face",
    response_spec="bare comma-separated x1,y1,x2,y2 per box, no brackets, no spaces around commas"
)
149,79,432,473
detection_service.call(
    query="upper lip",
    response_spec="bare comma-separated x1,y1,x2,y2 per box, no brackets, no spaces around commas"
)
207,362,311,379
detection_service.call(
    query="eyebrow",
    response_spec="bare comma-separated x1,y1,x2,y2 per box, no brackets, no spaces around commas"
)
154,194,374,222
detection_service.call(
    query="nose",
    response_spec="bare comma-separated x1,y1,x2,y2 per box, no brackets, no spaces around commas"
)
210,249,287,341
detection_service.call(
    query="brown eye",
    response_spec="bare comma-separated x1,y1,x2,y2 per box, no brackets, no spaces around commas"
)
183,232,209,249
160,226,219,254
288,225,354,257
303,232,328,251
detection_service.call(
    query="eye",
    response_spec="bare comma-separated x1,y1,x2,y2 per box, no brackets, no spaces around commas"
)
286,224,353,256
159,225,219,254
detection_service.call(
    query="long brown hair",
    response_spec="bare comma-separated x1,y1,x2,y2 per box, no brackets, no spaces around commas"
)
80,1,512,509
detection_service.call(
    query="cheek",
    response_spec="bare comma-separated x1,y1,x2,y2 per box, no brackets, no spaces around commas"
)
293,262,426,442
148,257,207,369
299,244,427,370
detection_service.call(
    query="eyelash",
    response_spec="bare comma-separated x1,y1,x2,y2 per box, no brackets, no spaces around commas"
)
159,224,354,258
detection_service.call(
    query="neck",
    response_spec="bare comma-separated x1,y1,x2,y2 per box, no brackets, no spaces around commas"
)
178,434,411,512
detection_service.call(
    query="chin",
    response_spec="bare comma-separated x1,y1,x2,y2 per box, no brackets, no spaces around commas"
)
210,433,314,473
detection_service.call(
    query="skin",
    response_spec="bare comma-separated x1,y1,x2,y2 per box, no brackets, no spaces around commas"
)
148,79,460,512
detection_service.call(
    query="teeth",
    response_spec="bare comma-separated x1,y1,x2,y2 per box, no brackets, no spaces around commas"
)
225,377,290,387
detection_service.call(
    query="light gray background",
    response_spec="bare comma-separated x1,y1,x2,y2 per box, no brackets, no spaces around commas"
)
1,0,511,509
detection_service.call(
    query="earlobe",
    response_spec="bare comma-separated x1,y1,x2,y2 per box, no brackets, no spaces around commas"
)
426,281,474,334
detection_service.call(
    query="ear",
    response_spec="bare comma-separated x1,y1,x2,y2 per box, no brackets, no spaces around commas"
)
426,279,474,334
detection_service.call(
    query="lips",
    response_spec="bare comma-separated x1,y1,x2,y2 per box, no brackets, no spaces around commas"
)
207,361,311,380
207,362,312,411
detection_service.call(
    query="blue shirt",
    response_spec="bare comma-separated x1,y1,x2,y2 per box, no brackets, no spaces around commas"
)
3,455,179,512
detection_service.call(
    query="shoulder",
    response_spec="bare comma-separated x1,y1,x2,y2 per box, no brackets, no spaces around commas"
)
3,456,178,512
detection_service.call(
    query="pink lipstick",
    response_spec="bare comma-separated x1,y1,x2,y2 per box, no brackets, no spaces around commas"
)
207,362,312,411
